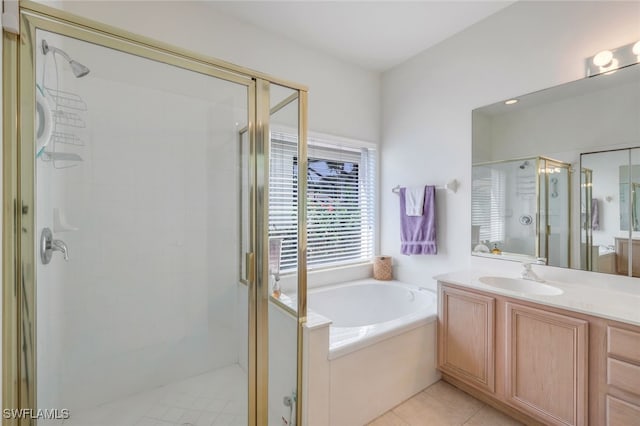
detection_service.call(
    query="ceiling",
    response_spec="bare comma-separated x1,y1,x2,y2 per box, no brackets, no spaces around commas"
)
209,1,515,71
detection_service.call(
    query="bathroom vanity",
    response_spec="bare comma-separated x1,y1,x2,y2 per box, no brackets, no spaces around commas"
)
435,272,640,426
615,237,640,278
463,51,640,425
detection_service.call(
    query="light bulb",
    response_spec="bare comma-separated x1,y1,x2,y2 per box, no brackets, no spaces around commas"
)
602,58,620,75
593,50,613,67
504,99,518,105
633,40,640,56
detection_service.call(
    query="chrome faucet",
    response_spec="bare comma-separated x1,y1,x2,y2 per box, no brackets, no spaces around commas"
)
40,227,69,264
521,263,544,282
51,238,69,261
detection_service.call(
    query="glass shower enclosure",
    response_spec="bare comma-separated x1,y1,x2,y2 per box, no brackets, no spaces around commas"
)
3,3,307,425
472,156,571,267
581,148,640,277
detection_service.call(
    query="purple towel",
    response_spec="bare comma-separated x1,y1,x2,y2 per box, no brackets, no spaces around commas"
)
591,198,600,231
400,186,437,255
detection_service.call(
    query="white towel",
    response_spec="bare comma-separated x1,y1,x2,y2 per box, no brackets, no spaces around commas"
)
404,186,425,216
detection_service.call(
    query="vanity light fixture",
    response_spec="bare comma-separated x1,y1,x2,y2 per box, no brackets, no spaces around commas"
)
539,167,562,174
586,39,640,77
592,50,613,67
504,99,518,105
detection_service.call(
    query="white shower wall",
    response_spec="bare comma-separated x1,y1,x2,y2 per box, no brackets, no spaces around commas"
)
505,163,536,256
36,32,247,411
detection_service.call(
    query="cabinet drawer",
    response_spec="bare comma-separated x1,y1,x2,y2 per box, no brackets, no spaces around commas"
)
608,326,640,364
606,395,640,426
607,358,640,396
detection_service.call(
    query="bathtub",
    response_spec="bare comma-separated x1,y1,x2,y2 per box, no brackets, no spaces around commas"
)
308,279,437,359
303,279,440,426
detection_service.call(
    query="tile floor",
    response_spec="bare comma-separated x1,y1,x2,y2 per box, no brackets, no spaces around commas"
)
56,364,247,426
46,369,518,426
368,381,523,426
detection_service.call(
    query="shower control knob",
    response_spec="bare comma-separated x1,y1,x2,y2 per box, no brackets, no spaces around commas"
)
283,395,293,407
40,227,70,264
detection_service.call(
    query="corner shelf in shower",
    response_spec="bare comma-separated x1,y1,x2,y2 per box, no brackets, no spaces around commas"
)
37,85,88,165
51,131,84,146
52,109,86,128
45,87,88,111
40,151,83,162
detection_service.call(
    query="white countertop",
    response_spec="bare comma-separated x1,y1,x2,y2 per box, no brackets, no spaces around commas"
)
434,270,640,327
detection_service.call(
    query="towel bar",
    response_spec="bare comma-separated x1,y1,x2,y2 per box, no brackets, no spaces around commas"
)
392,179,459,194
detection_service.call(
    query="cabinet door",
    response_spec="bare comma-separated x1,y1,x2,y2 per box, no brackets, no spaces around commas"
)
438,285,495,392
505,302,588,426
615,238,640,277
606,395,640,426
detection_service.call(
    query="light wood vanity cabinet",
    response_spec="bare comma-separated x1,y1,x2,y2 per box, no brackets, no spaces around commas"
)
606,326,640,426
438,281,640,426
614,237,640,277
438,286,495,393
504,303,588,426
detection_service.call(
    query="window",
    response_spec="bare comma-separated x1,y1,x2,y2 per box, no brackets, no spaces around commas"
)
472,165,506,243
269,132,376,271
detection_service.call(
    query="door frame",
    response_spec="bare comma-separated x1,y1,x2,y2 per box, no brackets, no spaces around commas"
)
2,2,308,424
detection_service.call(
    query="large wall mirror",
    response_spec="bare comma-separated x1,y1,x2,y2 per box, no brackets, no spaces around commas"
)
471,62,640,277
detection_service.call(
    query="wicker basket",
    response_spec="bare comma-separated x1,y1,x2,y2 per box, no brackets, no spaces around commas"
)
373,256,393,281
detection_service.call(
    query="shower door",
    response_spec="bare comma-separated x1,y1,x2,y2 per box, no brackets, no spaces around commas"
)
4,4,307,426
538,158,571,268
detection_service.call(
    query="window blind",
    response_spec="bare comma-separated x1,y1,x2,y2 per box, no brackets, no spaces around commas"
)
471,166,506,243
269,134,375,271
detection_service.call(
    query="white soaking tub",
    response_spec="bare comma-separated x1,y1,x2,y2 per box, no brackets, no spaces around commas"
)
308,279,437,359
303,279,440,426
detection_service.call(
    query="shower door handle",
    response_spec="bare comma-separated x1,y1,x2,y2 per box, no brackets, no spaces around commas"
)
245,252,255,284
40,227,70,264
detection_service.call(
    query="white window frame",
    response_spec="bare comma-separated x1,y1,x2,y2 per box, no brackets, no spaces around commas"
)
269,129,377,272
472,165,506,243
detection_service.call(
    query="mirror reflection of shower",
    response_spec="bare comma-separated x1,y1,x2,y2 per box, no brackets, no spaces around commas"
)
472,156,571,267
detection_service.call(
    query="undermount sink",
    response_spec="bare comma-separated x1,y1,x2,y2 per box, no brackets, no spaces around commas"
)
478,276,564,296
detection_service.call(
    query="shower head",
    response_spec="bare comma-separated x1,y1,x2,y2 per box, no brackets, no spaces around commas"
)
42,40,90,78
69,60,90,78
519,160,530,169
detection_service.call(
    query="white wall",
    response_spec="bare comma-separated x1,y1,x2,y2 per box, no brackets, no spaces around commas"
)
478,77,640,163
37,0,381,144
381,1,640,288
